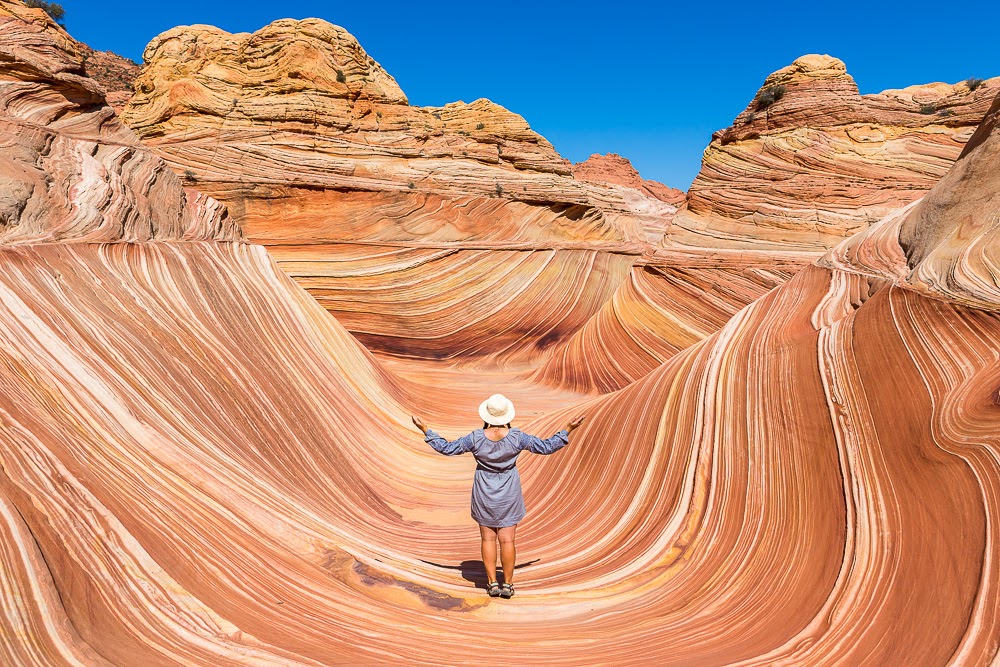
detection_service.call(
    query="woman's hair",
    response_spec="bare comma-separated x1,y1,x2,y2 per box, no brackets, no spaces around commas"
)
483,422,512,429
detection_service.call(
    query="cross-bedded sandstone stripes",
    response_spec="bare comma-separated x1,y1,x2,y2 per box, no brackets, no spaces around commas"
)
0,3,239,244
118,18,676,363
4,4,1000,664
4,246,999,665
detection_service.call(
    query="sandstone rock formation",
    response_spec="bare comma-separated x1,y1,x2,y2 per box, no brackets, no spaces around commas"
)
544,55,1000,394
120,24,999,392
670,54,999,252
78,43,139,113
0,1,236,243
531,258,798,393
4,3,1000,665
120,19,676,364
574,152,686,206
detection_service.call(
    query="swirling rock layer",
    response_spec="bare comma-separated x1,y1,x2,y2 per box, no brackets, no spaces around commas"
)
4,5,1000,665
532,256,801,393
4,243,1000,666
0,1,239,243
120,19,678,361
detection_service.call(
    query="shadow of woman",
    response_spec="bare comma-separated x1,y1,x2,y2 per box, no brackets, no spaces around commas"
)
420,558,541,589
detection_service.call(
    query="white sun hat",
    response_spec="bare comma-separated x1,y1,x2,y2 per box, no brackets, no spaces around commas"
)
479,393,515,426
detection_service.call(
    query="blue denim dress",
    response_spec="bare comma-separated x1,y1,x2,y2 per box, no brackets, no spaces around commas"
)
424,428,570,528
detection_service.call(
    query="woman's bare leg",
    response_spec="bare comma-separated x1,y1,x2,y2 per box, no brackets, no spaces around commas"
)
498,525,516,585
479,525,499,583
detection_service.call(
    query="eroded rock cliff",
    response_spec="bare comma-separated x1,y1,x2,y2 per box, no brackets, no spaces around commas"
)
0,1,238,243
542,56,999,393
671,54,998,252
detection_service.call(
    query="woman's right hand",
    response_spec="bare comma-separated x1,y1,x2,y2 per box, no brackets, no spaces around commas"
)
567,416,585,432
412,415,428,434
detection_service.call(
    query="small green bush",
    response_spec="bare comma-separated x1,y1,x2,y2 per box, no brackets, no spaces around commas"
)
183,169,197,181
407,181,415,189
336,69,347,84
24,0,64,24
475,122,485,130
494,183,504,197
919,104,936,114
966,77,985,92
756,84,786,110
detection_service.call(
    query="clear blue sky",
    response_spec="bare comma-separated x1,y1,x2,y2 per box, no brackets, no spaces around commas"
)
59,0,999,189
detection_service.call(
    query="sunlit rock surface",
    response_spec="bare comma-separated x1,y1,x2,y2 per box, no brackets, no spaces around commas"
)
0,2,239,243
532,254,801,393
574,152,686,207
4,4,1000,665
671,54,999,252
77,43,138,114
120,18,677,363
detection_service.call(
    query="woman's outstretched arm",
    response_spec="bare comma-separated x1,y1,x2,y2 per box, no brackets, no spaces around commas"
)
518,416,585,455
412,415,473,456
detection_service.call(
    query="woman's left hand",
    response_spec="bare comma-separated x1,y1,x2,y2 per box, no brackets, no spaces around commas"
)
412,415,428,433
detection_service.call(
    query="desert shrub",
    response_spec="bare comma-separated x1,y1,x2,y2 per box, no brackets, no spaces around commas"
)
475,122,485,130
183,169,197,181
494,182,504,197
336,69,347,84
24,0,64,23
407,181,415,189
919,104,936,114
756,84,786,110
966,77,985,91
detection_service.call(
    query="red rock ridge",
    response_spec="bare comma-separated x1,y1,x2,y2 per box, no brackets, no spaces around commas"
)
573,152,686,206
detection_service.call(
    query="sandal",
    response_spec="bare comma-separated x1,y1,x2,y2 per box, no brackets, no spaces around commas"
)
487,581,501,597
500,583,515,599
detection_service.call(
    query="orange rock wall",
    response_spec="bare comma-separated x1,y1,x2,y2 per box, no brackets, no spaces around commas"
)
672,55,999,251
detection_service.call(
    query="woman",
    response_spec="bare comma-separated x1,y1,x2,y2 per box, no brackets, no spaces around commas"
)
412,393,584,599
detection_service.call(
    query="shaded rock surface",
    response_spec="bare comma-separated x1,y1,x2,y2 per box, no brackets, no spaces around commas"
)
0,0,239,243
